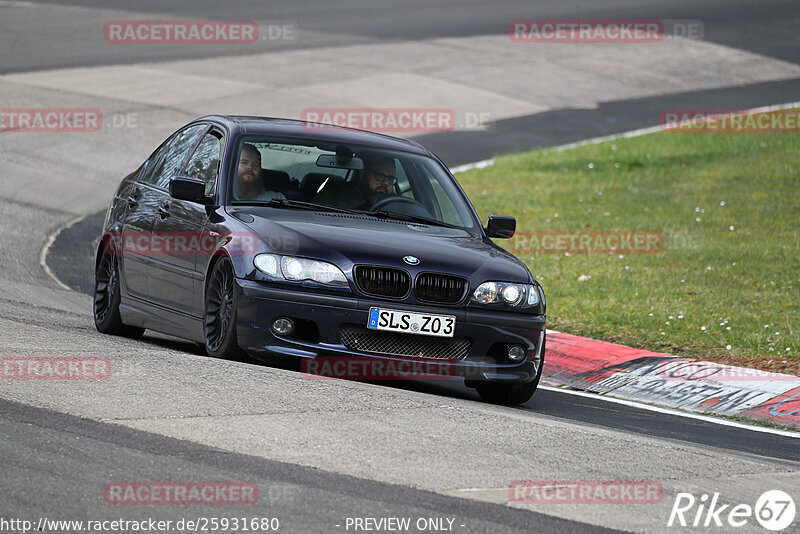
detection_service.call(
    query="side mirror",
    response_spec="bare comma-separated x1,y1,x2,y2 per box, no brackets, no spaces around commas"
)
170,176,207,203
485,215,516,239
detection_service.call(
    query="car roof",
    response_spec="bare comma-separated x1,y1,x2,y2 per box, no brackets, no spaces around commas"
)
197,115,432,156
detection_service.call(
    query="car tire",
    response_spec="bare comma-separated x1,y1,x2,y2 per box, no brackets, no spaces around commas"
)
93,246,146,338
203,256,243,360
476,380,539,405
476,338,545,405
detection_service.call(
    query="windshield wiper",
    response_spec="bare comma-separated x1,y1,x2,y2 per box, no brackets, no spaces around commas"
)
263,198,363,215
364,210,460,229
252,199,460,228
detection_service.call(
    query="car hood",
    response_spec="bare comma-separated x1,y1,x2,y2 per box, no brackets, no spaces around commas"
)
233,208,532,283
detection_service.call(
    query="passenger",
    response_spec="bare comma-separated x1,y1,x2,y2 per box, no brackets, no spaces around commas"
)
314,154,396,210
235,144,285,201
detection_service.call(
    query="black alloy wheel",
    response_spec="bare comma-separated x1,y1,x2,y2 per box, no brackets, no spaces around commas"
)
94,246,145,338
204,256,243,359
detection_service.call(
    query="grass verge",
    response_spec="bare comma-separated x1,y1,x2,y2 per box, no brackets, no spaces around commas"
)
458,109,799,373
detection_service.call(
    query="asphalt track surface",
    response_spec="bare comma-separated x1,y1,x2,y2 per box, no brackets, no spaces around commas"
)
2,399,607,534
3,0,799,72
2,1,800,532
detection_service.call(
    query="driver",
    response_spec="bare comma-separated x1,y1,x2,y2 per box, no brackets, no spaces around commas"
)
315,154,396,210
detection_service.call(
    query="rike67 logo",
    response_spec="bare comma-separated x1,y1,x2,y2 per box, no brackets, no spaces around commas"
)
668,490,796,531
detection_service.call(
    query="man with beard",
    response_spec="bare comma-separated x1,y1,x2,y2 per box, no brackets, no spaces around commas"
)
314,154,397,210
235,144,286,201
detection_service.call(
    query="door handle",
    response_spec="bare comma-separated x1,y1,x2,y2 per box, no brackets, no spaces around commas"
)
158,204,170,218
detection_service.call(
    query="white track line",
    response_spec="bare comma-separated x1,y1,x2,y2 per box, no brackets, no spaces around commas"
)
450,101,800,174
539,385,799,438
40,214,88,291
449,158,495,174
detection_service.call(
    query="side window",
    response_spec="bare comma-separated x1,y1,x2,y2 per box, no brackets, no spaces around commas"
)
140,124,206,189
414,162,466,227
184,132,223,196
430,179,461,224
395,161,415,199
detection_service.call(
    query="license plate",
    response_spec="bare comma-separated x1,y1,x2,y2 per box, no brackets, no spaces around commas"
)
367,307,455,338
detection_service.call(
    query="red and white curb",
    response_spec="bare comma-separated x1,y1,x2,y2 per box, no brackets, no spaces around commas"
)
543,331,800,429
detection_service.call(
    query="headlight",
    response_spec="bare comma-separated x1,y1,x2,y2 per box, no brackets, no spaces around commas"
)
472,281,498,304
254,254,279,276
502,284,522,305
254,254,347,286
472,281,540,308
527,285,540,306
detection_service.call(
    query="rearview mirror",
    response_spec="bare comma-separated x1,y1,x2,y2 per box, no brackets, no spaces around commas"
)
316,144,364,170
170,176,207,204
485,215,516,239
316,154,364,171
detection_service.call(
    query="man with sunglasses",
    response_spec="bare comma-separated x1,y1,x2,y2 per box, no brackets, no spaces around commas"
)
315,154,397,210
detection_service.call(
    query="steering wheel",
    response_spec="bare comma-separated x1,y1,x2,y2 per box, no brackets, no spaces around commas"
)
368,196,429,214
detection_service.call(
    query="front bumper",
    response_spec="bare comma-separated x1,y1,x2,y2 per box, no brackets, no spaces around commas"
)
236,279,545,384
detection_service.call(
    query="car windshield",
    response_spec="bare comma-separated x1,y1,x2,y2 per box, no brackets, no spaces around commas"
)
229,137,479,231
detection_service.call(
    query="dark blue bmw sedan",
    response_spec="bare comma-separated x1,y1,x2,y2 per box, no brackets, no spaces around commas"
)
94,116,546,404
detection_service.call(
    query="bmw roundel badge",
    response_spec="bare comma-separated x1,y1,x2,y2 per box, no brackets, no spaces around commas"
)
403,255,420,265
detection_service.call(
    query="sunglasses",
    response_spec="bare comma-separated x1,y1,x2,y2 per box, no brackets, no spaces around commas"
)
367,169,397,185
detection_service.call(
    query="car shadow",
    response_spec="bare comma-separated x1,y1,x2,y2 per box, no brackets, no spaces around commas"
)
134,333,544,408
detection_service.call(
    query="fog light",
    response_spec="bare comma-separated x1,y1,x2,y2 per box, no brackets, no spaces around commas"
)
507,344,526,363
272,318,295,336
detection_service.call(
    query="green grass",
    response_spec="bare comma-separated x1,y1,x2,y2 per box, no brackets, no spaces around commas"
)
458,110,799,372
